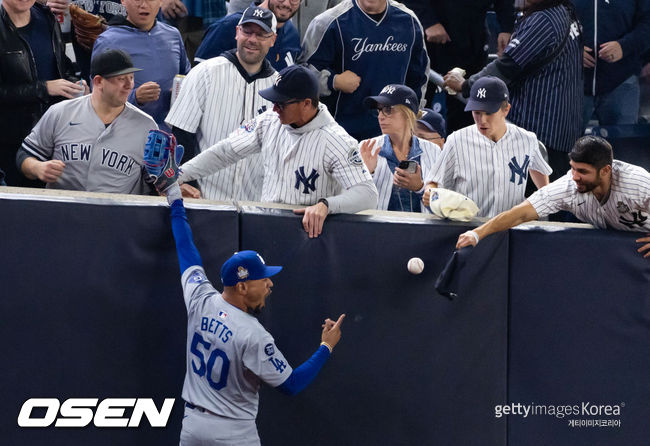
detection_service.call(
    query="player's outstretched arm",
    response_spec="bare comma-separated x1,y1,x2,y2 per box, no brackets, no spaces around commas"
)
530,170,550,189
277,314,345,396
637,234,650,259
456,200,539,249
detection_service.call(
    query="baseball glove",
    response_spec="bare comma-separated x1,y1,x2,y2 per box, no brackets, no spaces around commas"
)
144,130,184,194
69,4,107,51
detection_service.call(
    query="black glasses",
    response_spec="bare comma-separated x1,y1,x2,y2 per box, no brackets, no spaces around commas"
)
377,105,394,116
274,99,302,110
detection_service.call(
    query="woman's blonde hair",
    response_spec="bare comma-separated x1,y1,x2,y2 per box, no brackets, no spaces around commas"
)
392,104,423,134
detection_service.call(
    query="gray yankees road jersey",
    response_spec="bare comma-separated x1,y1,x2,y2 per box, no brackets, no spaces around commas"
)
180,266,292,418
165,54,277,201
21,95,157,194
427,123,552,217
528,160,650,231
179,104,373,206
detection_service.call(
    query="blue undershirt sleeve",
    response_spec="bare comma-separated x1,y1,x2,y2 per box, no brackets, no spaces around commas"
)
170,199,203,274
276,345,331,396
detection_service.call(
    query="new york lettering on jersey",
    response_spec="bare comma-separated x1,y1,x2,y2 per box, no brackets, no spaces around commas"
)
100,147,137,176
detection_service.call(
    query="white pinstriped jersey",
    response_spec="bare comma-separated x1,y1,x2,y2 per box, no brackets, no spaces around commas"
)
181,265,292,419
364,134,442,212
426,123,552,217
165,52,277,201
21,95,156,194
528,160,650,231
179,104,373,206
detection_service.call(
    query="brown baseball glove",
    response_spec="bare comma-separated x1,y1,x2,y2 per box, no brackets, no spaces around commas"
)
69,4,107,51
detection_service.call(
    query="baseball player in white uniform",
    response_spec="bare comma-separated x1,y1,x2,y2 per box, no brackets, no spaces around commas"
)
457,135,650,258
165,7,279,202
178,65,378,238
17,50,157,194
424,76,552,218
144,141,345,445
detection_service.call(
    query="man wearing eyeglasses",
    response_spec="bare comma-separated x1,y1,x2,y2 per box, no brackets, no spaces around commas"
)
166,6,278,202
194,0,301,70
177,65,378,238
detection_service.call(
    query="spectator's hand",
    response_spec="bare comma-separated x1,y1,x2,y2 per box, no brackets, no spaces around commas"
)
421,183,436,207
46,0,69,14
425,23,451,44
359,139,379,174
456,230,478,249
136,82,161,104
393,164,424,192
161,0,187,19
81,79,90,95
598,41,623,63
35,160,66,183
293,202,329,238
46,79,84,98
497,32,511,56
583,46,596,68
334,70,361,93
180,183,201,199
443,70,464,93
637,234,650,259
321,314,345,350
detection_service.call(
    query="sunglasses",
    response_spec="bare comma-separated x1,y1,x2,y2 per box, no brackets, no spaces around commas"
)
274,99,303,111
376,105,394,116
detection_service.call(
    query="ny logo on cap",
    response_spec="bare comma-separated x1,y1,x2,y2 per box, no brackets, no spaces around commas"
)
477,88,486,99
253,8,264,17
381,86,396,95
405,99,411,104
275,74,282,86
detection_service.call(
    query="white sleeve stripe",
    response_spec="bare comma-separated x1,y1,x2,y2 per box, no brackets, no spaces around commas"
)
21,141,49,161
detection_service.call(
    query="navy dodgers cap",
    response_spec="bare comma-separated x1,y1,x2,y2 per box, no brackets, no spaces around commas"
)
417,108,446,138
464,76,509,114
91,49,142,78
238,6,277,34
221,250,282,286
259,65,320,103
363,84,419,114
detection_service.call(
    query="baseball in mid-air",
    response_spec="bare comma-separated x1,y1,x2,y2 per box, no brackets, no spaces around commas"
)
407,257,424,274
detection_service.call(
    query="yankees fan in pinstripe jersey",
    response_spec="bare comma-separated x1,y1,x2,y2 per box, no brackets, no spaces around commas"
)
457,136,650,258
165,7,278,202
178,65,378,238
425,77,552,218
445,0,583,181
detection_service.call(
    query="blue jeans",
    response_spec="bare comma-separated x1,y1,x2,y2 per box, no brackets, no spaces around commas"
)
583,75,640,127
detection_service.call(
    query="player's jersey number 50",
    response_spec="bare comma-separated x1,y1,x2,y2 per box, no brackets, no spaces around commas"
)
190,332,230,390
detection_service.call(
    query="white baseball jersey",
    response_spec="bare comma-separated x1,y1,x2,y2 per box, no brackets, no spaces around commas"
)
20,95,157,194
528,160,650,231
165,52,277,201
180,265,292,419
426,122,552,217
179,104,373,206
365,134,442,212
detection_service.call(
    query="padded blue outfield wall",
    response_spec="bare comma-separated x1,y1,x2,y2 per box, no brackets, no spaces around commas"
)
0,188,648,445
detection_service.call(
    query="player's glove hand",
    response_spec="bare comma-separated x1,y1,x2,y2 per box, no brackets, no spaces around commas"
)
144,129,184,195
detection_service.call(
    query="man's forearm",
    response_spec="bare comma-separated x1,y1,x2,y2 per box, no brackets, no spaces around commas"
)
327,180,378,214
179,141,241,183
475,201,539,241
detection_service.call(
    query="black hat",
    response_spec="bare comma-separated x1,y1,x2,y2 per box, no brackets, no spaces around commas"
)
91,49,142,78
238,6,277,34
259,65,320,103
417,108,446,138
363,84,419,114
464,76,509,113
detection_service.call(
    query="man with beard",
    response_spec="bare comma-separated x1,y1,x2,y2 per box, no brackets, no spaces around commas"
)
193,0,300,70
456,136,650,259
165,6,278,201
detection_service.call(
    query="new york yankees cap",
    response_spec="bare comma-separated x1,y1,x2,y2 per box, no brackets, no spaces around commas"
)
238,6,277,34
221,250,282,287
417,108,446,138
259,65,320,103
363,84,419,114
91,49,142,78
464,76,509,114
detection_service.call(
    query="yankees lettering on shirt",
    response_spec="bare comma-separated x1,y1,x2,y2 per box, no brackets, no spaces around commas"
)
60,143,91,162
351,36,409,61
73,0,126,17
101,147,136,175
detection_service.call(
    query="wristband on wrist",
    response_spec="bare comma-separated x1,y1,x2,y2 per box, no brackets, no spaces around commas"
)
468,230,480,245
320,341,333,353
317,198,329,208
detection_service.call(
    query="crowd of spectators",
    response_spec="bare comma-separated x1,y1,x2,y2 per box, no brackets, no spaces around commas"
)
1,0,649,235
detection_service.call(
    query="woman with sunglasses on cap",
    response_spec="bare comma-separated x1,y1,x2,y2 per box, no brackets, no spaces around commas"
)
359,84,442,213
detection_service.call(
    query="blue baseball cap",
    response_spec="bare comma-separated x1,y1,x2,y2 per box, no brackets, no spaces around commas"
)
259,65,320,103
417,108,446,138
221,250,282,286
363,84,419,114
464,76,509,113
238,6,277,34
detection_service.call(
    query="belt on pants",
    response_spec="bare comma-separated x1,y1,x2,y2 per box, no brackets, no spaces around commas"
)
185,402,218,417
